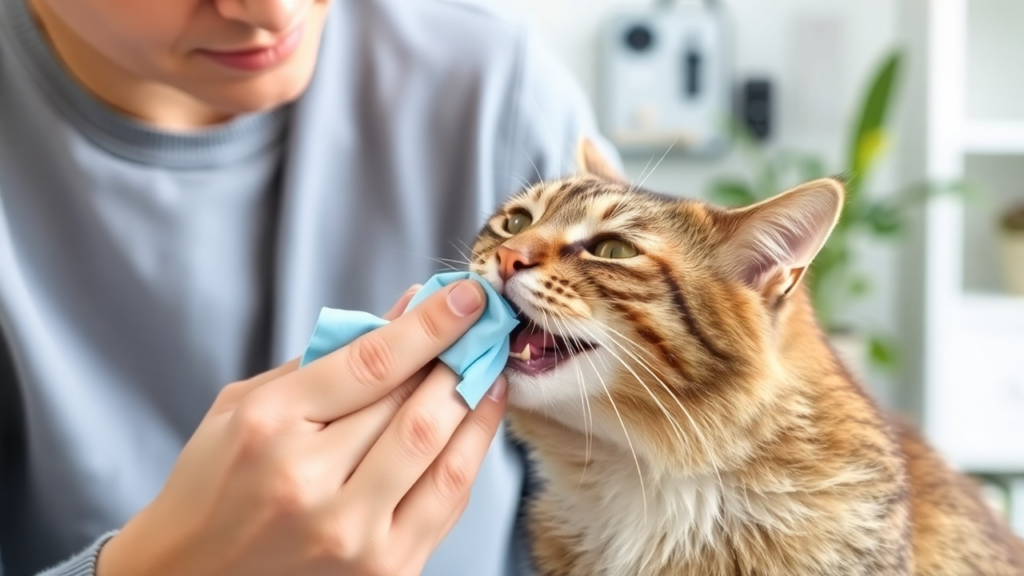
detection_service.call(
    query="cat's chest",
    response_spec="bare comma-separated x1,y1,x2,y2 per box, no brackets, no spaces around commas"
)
542,464,815,575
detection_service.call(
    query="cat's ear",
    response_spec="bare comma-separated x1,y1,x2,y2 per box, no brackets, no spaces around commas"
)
720,178,844,298
576,137,628,183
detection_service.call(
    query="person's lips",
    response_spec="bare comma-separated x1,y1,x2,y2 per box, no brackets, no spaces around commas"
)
198,25,304,72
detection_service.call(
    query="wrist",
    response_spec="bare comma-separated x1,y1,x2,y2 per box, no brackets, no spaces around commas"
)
95,506,177,576
39,531,117,576
95,528,139,576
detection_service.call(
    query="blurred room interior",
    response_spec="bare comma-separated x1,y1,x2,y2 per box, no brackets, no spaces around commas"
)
473,0,1024,535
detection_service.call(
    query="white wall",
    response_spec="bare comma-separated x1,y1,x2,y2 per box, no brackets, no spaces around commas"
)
475,0,905,403
478,0,898,188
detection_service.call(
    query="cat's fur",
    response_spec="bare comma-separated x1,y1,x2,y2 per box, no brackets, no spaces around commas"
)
470,139,1024,575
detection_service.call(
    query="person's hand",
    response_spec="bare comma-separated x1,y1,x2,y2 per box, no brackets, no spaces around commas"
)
96,280,508,576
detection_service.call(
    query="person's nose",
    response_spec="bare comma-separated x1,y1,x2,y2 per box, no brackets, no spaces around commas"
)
214,0,307,33
497,246,538,282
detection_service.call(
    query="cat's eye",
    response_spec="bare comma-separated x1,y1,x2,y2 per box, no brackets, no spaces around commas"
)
592,239,638,259
505,212,533,235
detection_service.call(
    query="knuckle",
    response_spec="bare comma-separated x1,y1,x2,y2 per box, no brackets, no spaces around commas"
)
348,335,395,387
416,309,444,343
266,463,314,517
397,407,443,460
216,381,245,403
314,518,364,564
230,401,281,455
432,453,473,502
465,409,497,438
381,379,417,414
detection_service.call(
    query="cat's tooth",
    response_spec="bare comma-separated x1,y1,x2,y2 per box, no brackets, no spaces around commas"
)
509,345,533,361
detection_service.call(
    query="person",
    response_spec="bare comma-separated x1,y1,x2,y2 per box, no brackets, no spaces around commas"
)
0,0,618,574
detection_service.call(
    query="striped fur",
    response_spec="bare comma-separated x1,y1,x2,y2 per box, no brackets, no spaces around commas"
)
469,141,1024,575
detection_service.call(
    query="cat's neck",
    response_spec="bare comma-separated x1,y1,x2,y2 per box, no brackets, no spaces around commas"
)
774,285,847,382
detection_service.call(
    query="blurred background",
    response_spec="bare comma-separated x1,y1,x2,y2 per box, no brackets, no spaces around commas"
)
473,0,1024,534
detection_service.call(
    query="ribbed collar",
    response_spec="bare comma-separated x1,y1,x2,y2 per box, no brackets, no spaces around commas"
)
0,0,289,168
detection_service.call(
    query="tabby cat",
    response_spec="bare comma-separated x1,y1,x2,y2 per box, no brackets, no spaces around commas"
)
469,139,1024,575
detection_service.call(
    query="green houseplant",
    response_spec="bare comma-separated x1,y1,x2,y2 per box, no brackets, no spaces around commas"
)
708,50,913,369
999,203,1024,295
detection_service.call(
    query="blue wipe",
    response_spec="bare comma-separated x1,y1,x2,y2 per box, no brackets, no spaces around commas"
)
299,272,519,409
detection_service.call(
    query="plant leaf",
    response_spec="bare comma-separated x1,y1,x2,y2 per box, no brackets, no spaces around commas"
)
856,128,889,174
868,334,899,370
708,179,758,207
846,50,903,203
797,155,828,182
850,50,902,173
848,274,872,297
863,203,904,236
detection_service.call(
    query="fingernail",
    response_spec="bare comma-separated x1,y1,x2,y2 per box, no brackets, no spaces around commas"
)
447,281,484,317
405,283,422,295
486,378,507,402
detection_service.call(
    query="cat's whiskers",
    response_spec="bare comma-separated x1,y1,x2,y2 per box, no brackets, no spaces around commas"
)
429,261,461,272
578,321,727,498
433,254,472,265
548,313,598,471
548,313,649,524
628,153,656,196
565,318,734,555
506,173,534,193
635,138,678,192
600,324,723,456
398,250,472,272
536,309,554,410
447,240,475,269
548,314,596,520
521,144,546,185
551,314,596,474
586,324,673,381
562,317,691,460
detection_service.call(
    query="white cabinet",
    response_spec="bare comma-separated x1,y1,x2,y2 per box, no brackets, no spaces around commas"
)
906,0,1024,472
931,296,1024,470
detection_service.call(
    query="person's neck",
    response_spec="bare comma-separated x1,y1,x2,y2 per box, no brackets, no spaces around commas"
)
28,0,232,129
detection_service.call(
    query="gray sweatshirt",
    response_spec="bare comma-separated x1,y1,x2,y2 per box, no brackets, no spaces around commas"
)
0,0,613,574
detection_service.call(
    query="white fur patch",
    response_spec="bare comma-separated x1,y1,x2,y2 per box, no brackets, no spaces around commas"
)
545,463,820,575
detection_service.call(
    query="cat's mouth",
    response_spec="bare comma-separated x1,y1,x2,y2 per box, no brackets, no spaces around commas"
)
505,301,598,376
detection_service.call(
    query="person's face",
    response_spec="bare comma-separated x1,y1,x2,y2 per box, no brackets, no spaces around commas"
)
32,0,331,123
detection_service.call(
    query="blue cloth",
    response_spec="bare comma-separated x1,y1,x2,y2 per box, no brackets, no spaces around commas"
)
300,272,519,409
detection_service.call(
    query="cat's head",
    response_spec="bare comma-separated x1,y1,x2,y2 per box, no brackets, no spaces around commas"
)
470,139,843,469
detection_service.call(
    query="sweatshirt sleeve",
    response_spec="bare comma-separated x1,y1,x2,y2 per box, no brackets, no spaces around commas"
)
33,532,117,576
499,26,624,197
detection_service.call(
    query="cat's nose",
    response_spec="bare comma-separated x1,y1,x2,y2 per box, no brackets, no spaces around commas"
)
497,246,538,282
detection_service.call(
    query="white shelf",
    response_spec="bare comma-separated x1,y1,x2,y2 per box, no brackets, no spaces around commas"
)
962,291,1024,317
911,0,1024,473
926,292,1024,472
964,120,1024,155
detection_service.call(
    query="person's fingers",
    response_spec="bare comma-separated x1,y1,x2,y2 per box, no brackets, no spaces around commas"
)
391,377,507,544
267,279,486,422
314,364,432,481
210,285,418,421
382,284,422,321
208,357,301,416
432,494,470,550
337,361,471,517
402,493,470,569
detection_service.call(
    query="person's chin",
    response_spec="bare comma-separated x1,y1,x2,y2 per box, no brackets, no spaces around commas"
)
187,22,325,116
190,57,317,116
